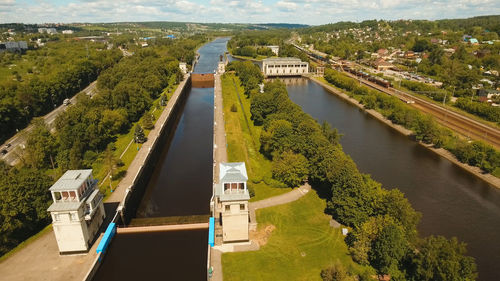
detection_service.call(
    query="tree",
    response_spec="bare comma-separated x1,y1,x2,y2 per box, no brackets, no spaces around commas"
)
321,262,354,281
407,236,477,281
142,112,154,130
369,224,408,275
23,118,57,169
321,121,341,145
160,94,168,106
103,144,118,178
0,163,52,256
134,124,146,143
271,150,309,187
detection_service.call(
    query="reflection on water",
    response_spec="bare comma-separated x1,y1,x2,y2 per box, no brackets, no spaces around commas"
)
286,77,500,281
93,38,230,281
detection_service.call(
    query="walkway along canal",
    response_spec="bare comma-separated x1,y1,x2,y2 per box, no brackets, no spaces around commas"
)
92,38,230,281
283,77,500,281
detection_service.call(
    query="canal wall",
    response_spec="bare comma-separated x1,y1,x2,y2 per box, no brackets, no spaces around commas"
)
117,76,193,224
82,76,192,281
307,76,500,189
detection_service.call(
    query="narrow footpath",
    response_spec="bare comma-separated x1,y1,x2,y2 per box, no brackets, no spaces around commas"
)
209,73,311,281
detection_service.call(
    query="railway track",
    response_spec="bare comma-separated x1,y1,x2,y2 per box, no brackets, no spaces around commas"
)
292,42,500,148
348,73,500,149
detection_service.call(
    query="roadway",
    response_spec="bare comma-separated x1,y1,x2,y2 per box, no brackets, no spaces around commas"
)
0,81,98,166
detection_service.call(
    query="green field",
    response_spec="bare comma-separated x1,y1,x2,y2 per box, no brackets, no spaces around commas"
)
222,190,371,281
221,73,290,201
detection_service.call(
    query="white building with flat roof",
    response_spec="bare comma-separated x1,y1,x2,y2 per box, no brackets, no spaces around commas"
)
262,57,309,77
214,162,250,243
47,169,105,254
267,45,279,56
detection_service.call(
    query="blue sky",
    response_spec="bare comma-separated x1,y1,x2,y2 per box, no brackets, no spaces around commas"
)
0,0,499,25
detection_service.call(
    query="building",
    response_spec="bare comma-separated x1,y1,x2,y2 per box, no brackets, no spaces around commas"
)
261,57,309,77
179,62,187,74
47,169,105,254
0,41,28,53
62,30,74,34
404,51,415,58
267,45,279,56
214,162,250,243
372,58,393,71
377,48,389,58
38,27,57,34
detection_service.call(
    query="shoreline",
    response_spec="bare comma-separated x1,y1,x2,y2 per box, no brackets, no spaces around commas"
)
307,76,500,189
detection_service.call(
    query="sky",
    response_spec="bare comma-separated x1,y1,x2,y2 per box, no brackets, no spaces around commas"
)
0,0,499,25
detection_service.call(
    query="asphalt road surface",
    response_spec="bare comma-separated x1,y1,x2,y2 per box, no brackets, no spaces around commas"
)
1,81,98,166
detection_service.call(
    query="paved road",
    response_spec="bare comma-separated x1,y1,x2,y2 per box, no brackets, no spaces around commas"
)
0,81,98,166
210,73,227,281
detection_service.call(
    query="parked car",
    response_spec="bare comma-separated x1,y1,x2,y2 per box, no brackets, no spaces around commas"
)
1,149,7,155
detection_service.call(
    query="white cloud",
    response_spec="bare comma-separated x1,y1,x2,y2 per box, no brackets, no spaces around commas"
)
276,1,298,11
0,0,499,25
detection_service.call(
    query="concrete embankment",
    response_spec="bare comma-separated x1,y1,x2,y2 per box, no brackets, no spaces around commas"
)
308,76,500,189
82,75,192,281
116,223,208,233
109,75,193,223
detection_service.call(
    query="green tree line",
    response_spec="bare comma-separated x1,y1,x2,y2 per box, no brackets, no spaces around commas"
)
0,40,122,143
228,60,477,280
0,36,204,257
324,68,499,177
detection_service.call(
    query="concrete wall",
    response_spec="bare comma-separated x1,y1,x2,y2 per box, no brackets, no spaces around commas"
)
53,220,88,253
120,77,192,225
263,63,308,77
221,201,249,242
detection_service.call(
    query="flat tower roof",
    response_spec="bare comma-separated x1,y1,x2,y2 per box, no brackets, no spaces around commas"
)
263,57,303,63
49,169,93,191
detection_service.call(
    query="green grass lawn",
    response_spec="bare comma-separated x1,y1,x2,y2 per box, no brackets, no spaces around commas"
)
96,83,179,198
222,190,372,281
221,73,290,201
229,54,269,61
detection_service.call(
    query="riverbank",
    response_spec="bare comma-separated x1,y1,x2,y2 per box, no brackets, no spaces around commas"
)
308,76,500,189
229,54,267,62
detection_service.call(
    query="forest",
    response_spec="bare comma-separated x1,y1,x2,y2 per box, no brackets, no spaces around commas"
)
0,40,122,143
0,36,204,257
228,60,477,280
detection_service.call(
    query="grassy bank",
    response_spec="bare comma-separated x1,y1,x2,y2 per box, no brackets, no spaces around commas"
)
322,68,500,179
222,190,372,280
221,73,290,201
94,81,180,198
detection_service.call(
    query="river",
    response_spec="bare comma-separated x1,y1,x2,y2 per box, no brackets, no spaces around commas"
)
283,77,500,281
93,38,230,280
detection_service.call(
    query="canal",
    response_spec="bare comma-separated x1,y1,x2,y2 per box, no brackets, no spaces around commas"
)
283,77,500,281
93,38,229,281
